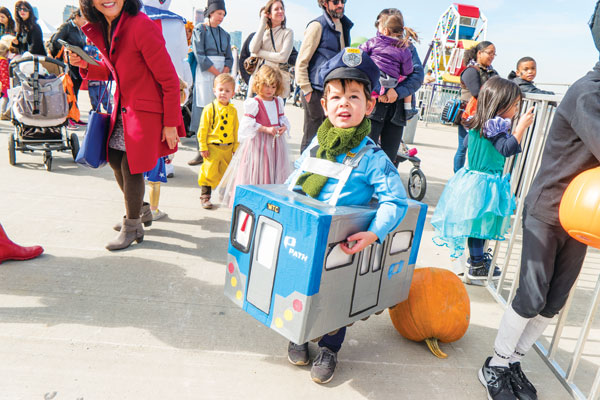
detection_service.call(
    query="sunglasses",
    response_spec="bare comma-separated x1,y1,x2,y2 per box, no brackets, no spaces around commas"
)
329,0,346,5
17,7,29,12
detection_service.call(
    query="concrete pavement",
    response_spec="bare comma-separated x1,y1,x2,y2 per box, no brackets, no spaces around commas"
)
0,95,585,399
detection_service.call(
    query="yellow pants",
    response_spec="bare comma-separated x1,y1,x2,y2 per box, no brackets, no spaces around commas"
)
198,143,234,188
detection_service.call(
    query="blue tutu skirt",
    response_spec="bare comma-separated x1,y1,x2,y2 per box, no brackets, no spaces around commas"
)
431,168,516,257
143,156,167,183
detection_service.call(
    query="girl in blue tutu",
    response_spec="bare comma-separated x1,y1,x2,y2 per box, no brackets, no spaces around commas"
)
432,77,534,280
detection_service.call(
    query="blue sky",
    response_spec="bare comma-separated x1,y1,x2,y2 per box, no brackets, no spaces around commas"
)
35,0,597,84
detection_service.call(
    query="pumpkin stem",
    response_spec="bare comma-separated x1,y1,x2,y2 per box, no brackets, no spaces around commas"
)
425,338,448,359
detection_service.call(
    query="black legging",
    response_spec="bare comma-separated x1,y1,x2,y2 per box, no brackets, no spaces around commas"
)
369,102,405,163
108,148,145,219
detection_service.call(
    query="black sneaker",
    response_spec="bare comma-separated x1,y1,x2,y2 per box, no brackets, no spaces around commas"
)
287,341,309,366
479,357,517,400
310,347,337,384
467,256,501,280
510,362,537,400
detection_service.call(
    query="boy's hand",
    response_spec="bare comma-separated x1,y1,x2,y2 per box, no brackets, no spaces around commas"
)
517,106,535,130
340,231,378,255
200,150,210,158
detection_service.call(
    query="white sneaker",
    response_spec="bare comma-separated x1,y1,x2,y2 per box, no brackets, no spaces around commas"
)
151,209,167,221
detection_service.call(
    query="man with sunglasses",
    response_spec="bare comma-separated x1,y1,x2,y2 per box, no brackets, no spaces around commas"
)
295,0,353,153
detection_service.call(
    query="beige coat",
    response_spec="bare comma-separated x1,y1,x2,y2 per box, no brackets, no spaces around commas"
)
249,17,294,98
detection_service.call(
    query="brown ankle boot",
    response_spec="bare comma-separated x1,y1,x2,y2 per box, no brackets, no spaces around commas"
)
113,203,152,231
106,218,144,251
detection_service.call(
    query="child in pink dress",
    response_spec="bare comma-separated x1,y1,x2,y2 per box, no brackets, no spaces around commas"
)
215,65,292,207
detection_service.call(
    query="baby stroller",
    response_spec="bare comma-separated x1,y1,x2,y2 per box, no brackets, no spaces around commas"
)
395,141,427,201
7,55,79,171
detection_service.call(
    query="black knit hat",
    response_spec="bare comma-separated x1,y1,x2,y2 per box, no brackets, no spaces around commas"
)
205,0,226,18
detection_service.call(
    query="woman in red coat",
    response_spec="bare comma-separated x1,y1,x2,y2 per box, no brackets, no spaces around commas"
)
70,0,184,250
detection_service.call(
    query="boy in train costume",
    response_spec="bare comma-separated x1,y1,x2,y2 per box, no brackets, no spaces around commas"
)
142,0,193,176
225,48,427,384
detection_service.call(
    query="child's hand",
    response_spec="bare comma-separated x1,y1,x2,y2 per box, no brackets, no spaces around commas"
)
340,231,378,255
378,94,388,103
517,106,535,130
200,150,210,158
276,126,287,136
262,126,278,136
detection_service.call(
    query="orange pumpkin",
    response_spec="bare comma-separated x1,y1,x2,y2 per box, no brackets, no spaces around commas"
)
389,267,470,358
559,167,600,249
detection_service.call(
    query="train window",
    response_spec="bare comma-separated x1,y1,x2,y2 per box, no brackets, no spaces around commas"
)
390,231,413,255
231,205,255,253
255,218,282,268
359,245,372,275
325,242,354,271
372,242,383,272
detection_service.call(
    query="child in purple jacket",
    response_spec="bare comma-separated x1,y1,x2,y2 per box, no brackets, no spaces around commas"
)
360,11,419,119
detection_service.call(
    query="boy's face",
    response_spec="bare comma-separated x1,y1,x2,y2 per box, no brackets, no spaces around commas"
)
517,61,537,82
321,80,376,129
214,82,234,105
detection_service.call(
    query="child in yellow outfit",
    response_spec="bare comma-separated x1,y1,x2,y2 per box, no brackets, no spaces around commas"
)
198,74,239,209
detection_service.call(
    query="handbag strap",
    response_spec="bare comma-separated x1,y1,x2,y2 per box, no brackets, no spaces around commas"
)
269,29,277,52
95,80,113,113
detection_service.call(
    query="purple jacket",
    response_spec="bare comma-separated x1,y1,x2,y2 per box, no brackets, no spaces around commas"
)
360,32,413,79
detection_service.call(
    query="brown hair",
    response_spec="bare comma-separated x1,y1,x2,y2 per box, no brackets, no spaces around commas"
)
79,0,142,24
0,7,16,34
464,76,523,136
214,73,236,89
323,79,372,105
0,43,8,58
260,0,286,29
14,1,36,33
378,13,418,48
252,65,284,97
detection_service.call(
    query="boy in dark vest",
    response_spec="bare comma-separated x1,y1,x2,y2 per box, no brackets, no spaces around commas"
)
295,0,353,153
287,48,407,384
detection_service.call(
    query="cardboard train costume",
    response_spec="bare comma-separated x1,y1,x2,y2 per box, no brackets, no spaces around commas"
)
224,48,428,344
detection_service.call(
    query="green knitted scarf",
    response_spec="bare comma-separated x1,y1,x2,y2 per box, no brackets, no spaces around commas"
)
296,117,371,198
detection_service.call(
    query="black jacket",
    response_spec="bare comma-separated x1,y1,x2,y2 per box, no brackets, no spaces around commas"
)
50,21,86,57
15,22,46,56
509,75,555,95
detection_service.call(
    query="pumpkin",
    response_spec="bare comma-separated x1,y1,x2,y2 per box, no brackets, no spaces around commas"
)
559,167,600,249
389,267,470,358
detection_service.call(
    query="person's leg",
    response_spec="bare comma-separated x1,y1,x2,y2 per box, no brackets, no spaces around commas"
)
200,185,212,209
120,152,144,219
188,105,204,165
71,68,83,100
312,327,346,384
108,148,125,192
453,124,468,172
300,90,325,153
378,123,405,163
88,85,100,112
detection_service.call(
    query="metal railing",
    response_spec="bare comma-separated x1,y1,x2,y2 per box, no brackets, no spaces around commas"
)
416,82,461,125
484,92,600,400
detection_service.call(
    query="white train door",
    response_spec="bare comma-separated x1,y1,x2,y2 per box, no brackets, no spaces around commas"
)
246,216,283,314
350,243,384,316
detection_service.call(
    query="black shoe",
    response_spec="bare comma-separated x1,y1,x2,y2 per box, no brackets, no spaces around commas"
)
187,153,204,166
467,255,501,280
510,362,537,400
310,347,337,384
479,357,517,400
287,342,309,366
405,108,419,120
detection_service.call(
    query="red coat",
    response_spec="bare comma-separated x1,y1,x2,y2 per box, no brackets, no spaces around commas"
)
80,11,185,174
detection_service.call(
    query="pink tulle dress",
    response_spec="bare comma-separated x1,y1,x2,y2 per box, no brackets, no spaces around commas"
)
214,96,292,207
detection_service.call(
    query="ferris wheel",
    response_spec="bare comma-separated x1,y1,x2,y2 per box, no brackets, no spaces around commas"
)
424,3,488,84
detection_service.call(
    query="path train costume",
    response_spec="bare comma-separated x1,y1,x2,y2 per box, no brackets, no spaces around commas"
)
224,143,427,344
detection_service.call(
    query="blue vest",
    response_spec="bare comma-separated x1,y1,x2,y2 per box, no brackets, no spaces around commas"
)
307,12,353,91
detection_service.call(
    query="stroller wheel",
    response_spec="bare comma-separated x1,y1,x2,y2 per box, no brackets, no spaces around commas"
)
8,134,16,165
407,168,426,201
70,133,80,161
43,152,52,172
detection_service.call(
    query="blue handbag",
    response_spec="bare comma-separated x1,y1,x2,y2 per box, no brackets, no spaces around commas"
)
75,83,112,168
